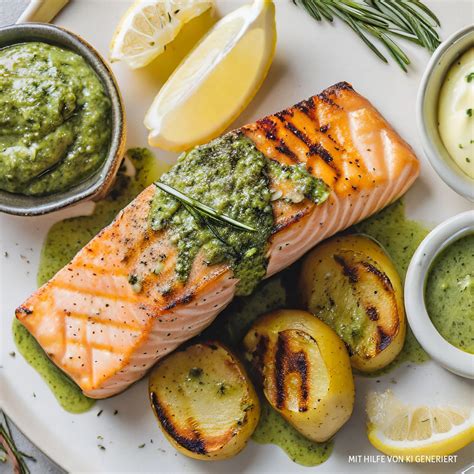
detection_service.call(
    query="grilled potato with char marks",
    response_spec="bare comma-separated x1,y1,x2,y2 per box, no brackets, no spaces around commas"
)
243,309,354,442
149,341,260,460
300,234,406,372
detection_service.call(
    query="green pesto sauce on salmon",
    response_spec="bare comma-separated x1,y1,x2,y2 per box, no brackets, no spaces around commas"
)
0,42,111,196
149,133,329,295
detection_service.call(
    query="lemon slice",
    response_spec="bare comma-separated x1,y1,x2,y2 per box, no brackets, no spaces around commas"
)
110,0,214,69
144,0,276,152
367,390,474,458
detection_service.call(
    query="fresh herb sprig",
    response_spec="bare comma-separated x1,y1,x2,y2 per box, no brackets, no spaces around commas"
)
0,413,36,474
154,181,255,253
293,0,441,71
154,182,256,232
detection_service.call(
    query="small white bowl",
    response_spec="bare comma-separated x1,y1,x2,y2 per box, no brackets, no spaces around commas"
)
405,211,474,379
417,25,474,201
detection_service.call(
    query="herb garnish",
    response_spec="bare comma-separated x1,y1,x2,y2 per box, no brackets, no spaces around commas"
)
154,182,256,233
293,0,441,71
467,72,474,83
467,108,473,118
153,181,257,255
0,414,36,474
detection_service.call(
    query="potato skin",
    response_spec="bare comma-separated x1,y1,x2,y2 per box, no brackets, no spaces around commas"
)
300,234,406,372
149,341,260,460
243,309,354,442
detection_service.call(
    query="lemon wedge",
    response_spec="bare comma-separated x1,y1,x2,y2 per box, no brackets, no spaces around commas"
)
110,0,214,69
367,390,474,458
144,0,276,152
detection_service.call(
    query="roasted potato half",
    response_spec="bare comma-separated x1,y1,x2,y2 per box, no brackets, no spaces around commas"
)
149,341,260,460
243,309,354,442
300,234,406,372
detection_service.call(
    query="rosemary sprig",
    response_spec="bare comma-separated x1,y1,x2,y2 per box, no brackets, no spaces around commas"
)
0,413,35,474
293,0,441,71
180,197,236,252
154,181,256,232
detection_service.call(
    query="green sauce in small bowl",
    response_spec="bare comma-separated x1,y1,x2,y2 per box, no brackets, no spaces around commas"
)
425,233,474,354
0,42,112,196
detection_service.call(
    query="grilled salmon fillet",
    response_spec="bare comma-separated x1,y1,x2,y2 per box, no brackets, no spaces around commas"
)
16,83,419,398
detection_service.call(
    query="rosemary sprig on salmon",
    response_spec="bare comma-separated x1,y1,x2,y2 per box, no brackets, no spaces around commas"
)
150,132,329,294
153,182,257,232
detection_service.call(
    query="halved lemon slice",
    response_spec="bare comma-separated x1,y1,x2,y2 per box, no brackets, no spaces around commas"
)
110,0,214,69
367,390,474,458
144,0,276,152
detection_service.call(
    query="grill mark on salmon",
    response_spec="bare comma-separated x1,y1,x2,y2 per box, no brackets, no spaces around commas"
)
280,116,336,167
275,139,298,162
16,82,419,398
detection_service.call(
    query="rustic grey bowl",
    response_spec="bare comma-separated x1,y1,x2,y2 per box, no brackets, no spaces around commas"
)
0,23,126,216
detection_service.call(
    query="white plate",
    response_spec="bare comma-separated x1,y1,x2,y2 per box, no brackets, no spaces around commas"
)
1,1,473,472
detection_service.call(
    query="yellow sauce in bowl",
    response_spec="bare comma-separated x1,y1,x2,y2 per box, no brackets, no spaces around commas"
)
438,47,474,179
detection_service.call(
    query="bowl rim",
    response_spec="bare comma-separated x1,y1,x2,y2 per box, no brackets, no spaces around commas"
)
404,210,474,379
0,22,126,216
416,24,474,202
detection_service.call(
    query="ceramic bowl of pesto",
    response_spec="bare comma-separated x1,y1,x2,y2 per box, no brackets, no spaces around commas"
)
405,211,474,379
0,23,126,216
417,24,474,202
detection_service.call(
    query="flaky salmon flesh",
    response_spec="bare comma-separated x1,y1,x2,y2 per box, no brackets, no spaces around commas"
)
16,83,419,398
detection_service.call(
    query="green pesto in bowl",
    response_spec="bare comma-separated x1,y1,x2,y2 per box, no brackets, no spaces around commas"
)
0,41,111,196
425,233,474,354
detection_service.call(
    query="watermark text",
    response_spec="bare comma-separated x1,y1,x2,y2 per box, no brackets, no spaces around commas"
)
348,454,458,464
